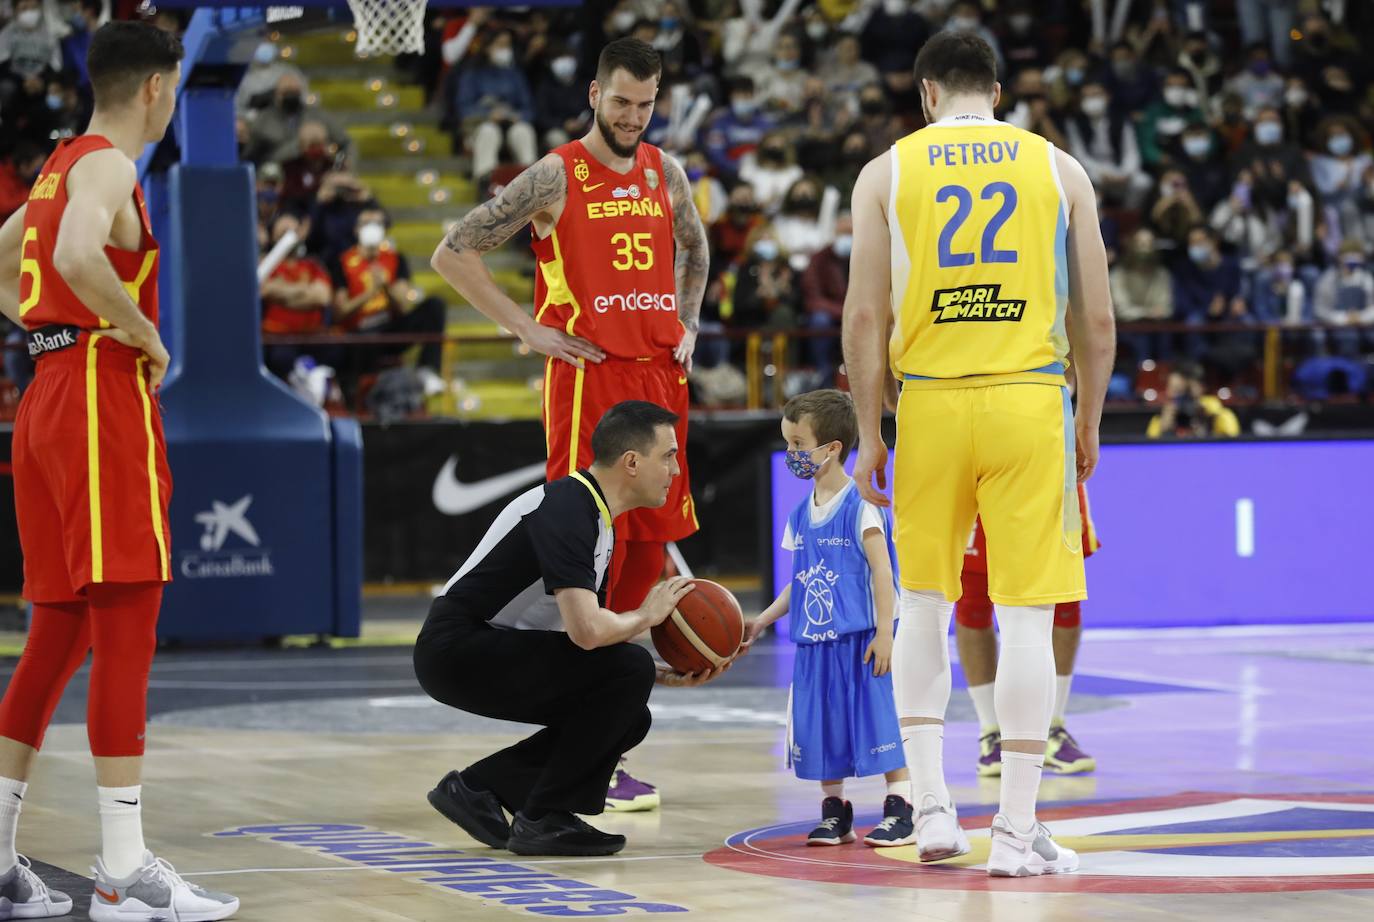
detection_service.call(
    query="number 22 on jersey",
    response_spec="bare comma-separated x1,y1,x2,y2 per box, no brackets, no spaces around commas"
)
936,182,1019,268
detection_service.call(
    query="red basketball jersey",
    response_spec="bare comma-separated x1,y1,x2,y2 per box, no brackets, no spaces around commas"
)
18,135,160,330
964,482,1100,573
532,140,681,360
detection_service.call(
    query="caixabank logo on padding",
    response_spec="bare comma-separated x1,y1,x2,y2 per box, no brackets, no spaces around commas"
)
931,285,1026,323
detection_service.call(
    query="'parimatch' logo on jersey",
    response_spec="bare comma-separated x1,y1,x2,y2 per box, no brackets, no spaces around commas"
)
931,285,1026,323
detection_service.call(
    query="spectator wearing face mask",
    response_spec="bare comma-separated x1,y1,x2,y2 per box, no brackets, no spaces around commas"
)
1172,225,1251,367
701,75,776,180
1175,124,1229,212
730,233,801,332
940,2,1004,74
331,207,447,394
1111,228,1175,364
800,212,853,377
1313,241,1374,358
279,119,339,211
856,83,901,153
1279,76,1321,151
260,210,339,379
1066,81,1152,208
237,40,309,113
652,1,705,82
739,133,803,214
1138,69,1207,168
710,184,765,269
771,178,839,258
749,30,808,114
43,71,86,141
59,0,102,88
823,132,870,204
1233,107,1312,214
861,0,931,112
1310,119,1372,239
1290,13,1358,94
1250,250,1309,327
997,2,1048,79
535,49,590,150
308,175,378,268
2,70,54,146
1224,43,1286,120
1175,30,1223,102
821,35,879,101
1209,168,1284,265
455,30,538,182
0,0,62,93
245,72,352,165
1104,41,1159,118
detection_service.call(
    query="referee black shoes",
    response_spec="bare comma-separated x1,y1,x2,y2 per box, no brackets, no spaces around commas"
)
507,811,627,856
427,770,511,849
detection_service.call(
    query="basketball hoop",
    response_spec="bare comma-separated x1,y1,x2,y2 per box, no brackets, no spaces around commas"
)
347,0,426,57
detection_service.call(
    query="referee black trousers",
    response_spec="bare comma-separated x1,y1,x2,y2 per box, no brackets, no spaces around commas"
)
413,615,656,816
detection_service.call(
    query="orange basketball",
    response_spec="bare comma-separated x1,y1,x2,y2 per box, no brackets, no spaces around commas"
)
651,579,744,675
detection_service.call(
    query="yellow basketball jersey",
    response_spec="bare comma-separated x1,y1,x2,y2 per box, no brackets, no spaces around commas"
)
888,115,1069,387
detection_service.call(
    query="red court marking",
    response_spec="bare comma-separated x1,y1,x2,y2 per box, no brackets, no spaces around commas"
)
704,791,1374,894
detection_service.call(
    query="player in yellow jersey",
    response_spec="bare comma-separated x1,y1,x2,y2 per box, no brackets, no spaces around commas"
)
843,31,1115,878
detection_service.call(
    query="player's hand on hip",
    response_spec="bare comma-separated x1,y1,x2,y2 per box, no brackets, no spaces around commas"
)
521,324,605,367
673,327,697,373
853,439,891,508
1075,420,1099,482
655,659,731,687
639,576,695,627
104,326,169,390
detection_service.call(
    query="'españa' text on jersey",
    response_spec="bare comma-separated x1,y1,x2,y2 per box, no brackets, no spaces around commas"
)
532,140,680,360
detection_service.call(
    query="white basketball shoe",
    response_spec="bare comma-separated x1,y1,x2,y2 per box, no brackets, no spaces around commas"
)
90,851,238,921
986,813,1080,877
914,793,971,861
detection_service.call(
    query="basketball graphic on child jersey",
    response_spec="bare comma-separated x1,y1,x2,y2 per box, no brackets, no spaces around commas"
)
652,579,743,674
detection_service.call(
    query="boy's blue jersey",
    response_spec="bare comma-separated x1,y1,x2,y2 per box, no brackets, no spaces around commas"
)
785,481,897,644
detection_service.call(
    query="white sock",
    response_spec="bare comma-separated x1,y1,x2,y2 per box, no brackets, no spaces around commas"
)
999,750,1043,832
97,785,146,879
820,780,844,800
900,724,950,808
968,683,998,732
0,776,25,871
1052,674,1073,726
886,780,908,800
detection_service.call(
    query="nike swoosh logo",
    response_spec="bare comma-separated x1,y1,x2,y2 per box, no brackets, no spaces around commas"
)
582,182,605,193
94,886,119,902
433,458,547,516
115,799,139,805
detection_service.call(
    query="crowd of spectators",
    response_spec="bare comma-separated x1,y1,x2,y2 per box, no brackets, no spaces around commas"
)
412,0,1374,400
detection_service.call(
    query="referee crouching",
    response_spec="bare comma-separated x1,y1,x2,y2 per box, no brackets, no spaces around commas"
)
414,400,727,856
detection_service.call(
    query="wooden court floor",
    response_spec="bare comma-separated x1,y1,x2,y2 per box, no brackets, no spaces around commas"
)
6,623,1374,921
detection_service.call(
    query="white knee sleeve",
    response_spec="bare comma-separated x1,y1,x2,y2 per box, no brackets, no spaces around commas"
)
993,604,1056,741
893,589,954,720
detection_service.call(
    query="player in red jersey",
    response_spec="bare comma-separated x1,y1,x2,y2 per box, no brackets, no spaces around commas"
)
431,38,709,814
955,482,1101,777
0,21,238,922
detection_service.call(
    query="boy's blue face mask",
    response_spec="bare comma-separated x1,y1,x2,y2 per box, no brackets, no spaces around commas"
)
785,445,831,479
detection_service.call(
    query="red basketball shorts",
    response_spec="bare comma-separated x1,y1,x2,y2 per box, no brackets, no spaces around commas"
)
13,334,173,603
542,355,697,543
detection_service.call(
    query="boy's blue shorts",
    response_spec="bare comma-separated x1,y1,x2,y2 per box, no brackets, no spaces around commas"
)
788,628,906,781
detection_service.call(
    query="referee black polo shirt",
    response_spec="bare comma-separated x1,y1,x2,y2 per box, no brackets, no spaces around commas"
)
427,469,615,631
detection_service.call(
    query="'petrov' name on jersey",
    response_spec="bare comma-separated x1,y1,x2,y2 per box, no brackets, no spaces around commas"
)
930,284,1026,323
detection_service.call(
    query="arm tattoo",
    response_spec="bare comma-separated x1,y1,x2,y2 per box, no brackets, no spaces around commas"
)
664,155,708,332
443,156,566,256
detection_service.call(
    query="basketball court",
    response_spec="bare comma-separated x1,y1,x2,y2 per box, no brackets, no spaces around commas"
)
5,612,1372,920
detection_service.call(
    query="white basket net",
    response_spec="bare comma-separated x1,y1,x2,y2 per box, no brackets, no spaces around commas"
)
346,0,427,57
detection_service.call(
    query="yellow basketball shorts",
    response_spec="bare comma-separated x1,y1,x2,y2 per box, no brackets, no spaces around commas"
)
893,383,1086,606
